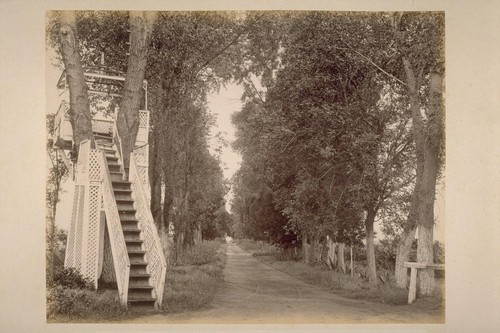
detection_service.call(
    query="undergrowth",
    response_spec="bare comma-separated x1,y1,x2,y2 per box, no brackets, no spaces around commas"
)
47,241,227,322
240,240,444,307
161,241,227,313
47,267,128,322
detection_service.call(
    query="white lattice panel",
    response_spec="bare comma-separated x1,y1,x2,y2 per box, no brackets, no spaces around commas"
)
138,166,149,190
134,151,147,167
74,186,85,270
89,150,101,181
77,141,89,178
92,119,113,135
85,185,100,287
139,111,148,127
65,185,82,268
130,153,167,307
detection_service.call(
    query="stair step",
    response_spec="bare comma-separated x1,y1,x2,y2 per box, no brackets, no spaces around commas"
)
129,286,153,290
118,206,136,212
116,198,134,203
127,244,143,252
121,221,139,229
120,215,138,222
122,227,141,233
113,183,132,191
110,174,125,181
107,165,122,173
129,281,151,288
114,193,133,201
128,287,153,298
130,265,148,275
95,133,113,139
128,250,147,255
106,156,119,161
118,204,135,211
112,181,132,188
130,257,148,264
125,239,142,244
125,235,142,242
129,272,150,278
130,261,147,266
127,297,156,307
114,188,132,193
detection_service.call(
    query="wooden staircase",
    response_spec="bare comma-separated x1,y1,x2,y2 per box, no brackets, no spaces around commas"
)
95,134,156,307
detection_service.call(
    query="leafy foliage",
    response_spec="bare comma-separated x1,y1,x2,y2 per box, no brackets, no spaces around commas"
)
48,267,94,290
47,286,127,321
172,241,223,266
231,12,417,255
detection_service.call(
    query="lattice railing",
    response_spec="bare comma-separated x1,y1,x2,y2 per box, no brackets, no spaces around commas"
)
100,150,130,305
53,101,72,145
129,152,167,308
92,118,114,135
132,144,150,203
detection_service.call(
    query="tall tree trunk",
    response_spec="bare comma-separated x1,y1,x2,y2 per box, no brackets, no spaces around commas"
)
327,237,337,269
401,58,443,295
365,208,378,286
350,245,354,277
416,71,443,295
337,243,346,273
302,233,309,264
58,11,95,152
395,225,417,288
117,11,156,171
309,235,319,264
149,85,163,227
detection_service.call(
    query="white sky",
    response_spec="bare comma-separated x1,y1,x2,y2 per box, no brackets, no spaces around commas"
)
206,83,244,212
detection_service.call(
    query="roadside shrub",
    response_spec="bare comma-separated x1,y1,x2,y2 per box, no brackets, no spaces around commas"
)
161,241,227,313
176,241,221,266
47,286,127,321
48,267,94,290
215,237,227,244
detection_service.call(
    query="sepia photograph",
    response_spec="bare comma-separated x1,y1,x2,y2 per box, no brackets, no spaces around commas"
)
45,9,445,324
0,1,498,332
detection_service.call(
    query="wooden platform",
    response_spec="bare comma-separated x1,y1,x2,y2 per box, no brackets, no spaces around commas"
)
403,262,445,304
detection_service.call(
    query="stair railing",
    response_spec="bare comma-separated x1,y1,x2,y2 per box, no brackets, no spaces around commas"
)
99,149,131,305
129,152,167,309
112,108,126,179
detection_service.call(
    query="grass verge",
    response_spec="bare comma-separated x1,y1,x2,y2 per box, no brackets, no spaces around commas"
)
161,241,227,313
47,286,129,322
238,240,444,308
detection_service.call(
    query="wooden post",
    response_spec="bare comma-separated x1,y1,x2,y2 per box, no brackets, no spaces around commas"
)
404,262,444,304
408,267,418,304
350,245,354,277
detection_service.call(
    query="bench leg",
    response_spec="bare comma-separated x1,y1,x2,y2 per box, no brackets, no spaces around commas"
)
408,267,418,304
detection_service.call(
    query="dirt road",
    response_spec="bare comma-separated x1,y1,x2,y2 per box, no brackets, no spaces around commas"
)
129,243,443,324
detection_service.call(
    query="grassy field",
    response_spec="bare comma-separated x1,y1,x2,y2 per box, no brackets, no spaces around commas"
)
237,239,444,308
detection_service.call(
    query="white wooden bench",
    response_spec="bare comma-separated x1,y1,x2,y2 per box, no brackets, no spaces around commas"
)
403,262,445,304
